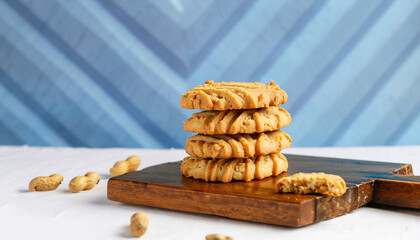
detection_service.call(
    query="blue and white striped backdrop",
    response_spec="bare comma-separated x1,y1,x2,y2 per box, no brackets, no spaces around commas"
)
0,0,419,148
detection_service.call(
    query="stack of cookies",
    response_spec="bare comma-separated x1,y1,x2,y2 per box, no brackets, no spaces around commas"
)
180,80,292,183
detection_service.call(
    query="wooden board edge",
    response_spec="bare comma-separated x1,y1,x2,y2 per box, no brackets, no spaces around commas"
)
315,181,374,222
371,178,420,209
393,164,414,175
107,178,316,227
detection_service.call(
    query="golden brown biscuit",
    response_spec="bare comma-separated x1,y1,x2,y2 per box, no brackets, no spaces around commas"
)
180,80,288,110
185,130,292,159
180,152,288,182
276,172,347,197
184,107,291,135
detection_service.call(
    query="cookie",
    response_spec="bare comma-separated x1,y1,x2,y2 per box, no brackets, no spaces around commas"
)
185,130,292,159
184,107,291,135
180,80,288,110
276,172,347,197
180,152,288,182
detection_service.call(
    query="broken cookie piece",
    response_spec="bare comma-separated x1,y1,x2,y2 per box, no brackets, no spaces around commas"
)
276,172,347,197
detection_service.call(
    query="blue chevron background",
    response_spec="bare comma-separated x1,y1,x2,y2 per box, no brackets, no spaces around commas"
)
0,0,419,148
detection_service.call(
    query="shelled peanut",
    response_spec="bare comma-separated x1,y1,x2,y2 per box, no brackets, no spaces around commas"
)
68,172,100,193
130,212,149,237
206,234,234,240
110,155,141,177
29,174,63,191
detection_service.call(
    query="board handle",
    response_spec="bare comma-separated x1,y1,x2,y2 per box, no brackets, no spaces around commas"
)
371,176,420,209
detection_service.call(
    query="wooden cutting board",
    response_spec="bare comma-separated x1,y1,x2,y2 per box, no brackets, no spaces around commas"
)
107,154,420,227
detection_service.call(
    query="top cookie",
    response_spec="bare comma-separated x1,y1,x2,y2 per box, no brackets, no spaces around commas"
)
180,80,288,110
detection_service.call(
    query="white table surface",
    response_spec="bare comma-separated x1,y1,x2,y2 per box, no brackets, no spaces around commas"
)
0,145,419,240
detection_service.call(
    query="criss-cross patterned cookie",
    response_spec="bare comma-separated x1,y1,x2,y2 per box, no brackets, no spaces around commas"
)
184,107,291,135
180,152,288,183
276,172,347,197
180,80,288,110
185,130,292,159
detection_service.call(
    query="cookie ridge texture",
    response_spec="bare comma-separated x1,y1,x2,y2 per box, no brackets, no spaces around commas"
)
185,130,292,159
180,152,288,182
184,107,291,135
276,172,347,197
180,80,288,110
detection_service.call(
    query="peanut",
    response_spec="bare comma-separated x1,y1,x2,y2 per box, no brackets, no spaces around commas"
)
130,212,149,237
68,172,100,193
110,155,141,177
206,234,234,240
29,174,63,191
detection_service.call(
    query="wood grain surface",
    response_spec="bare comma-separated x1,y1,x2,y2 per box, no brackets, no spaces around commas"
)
107,154,420,227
